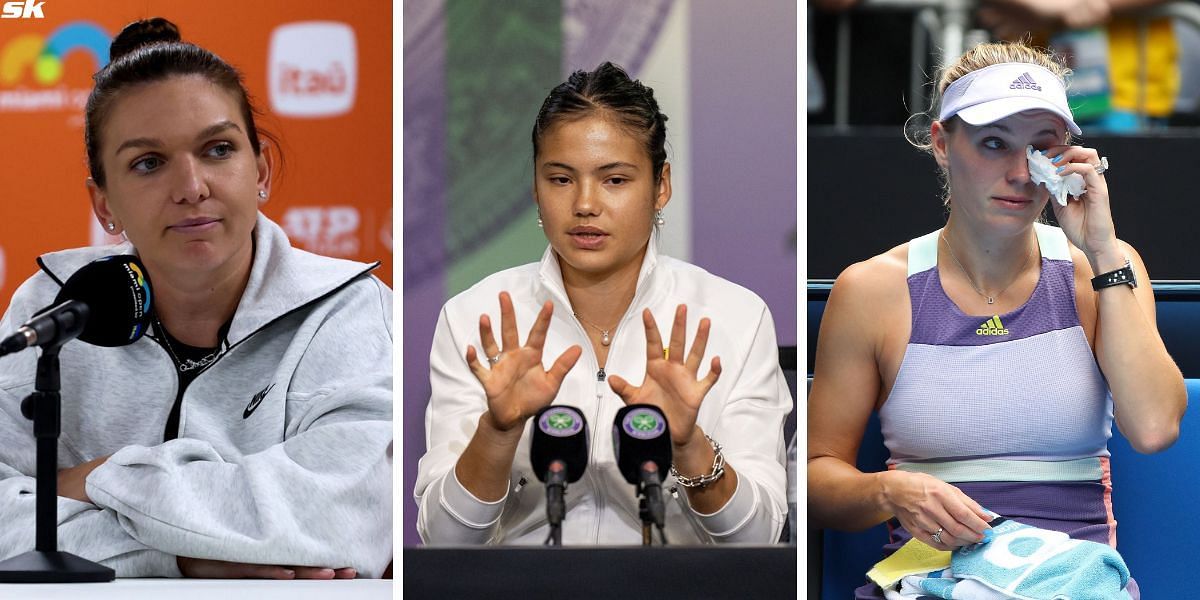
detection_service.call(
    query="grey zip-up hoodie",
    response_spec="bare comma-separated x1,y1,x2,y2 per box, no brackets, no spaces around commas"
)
0,213,392,577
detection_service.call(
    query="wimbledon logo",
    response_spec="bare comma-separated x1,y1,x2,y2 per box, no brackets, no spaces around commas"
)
0,21,109,112
622,408,666,440
538,407,583,437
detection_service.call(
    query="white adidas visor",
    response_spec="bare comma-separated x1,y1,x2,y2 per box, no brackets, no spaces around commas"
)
938,62,1081,136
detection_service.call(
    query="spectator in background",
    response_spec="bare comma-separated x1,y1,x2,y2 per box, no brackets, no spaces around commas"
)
978,0,1181,131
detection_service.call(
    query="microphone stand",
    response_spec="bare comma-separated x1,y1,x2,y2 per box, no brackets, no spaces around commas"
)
0,342,114,582
544,460,566,547
637,462,667,547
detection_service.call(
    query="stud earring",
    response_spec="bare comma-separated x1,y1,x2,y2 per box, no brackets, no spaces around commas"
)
258,190,267,199
106,222,116,232
537,216,543,228
654,209,665,227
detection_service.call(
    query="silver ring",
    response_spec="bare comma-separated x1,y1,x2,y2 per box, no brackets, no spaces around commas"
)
931,528,944,545
487,354,501,366
1094,156,1109,176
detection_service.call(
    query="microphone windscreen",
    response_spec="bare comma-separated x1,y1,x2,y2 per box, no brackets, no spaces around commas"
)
530,405,589,484
612,404,672,485
53,255,153,347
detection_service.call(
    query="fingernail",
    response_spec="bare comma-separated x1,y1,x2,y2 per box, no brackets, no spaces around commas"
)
284,569,296,578
1051,155,1063,164
982,529,994,542
1055,166,1064,173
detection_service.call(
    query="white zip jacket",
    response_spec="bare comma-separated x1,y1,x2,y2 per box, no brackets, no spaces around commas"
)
416,235,791,545
0,213,392,577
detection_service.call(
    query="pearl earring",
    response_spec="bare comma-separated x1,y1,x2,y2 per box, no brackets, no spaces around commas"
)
258,190,267,199
537,216,543,228
654,209,665,227
106,222,116,232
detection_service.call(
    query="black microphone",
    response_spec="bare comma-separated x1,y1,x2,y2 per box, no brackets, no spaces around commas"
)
530,405,588,546
612,404,671,543
0,302,89,356
0,255,153,356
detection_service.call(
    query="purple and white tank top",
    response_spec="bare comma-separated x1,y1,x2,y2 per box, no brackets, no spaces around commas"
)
881,223,1113,466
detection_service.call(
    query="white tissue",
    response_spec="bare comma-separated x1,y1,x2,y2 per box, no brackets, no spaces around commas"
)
1026,145,1085,206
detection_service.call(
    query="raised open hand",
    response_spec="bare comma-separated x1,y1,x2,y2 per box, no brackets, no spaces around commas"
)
465,292,582,432
607,305,722,446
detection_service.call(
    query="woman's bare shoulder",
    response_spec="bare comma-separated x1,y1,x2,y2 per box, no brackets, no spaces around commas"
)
830,242,911,305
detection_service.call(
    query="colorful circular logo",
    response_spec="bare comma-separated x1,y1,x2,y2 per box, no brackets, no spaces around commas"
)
538,407,583,438
0,22,110,87
622,407,665,440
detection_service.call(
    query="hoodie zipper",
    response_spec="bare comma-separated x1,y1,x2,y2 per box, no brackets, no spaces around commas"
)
541,256,659,543
576,302,648,542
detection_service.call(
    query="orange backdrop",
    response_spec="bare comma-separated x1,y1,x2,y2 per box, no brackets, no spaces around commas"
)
0,0,392,308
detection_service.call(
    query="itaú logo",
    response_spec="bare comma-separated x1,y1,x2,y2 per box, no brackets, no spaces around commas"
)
268,22,357,118
0,21,109,111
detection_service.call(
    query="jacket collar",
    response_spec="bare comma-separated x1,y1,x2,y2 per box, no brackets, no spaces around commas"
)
536,231,663,311
37,212,378,345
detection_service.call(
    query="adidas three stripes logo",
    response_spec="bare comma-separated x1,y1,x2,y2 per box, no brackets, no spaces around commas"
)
976,315,1010,336
1009,72,1042,92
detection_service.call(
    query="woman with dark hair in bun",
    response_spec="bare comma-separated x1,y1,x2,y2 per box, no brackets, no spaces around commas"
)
414,62,792,545
0,18,392,578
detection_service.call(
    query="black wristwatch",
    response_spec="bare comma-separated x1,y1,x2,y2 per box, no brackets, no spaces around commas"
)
1091,257,1137,291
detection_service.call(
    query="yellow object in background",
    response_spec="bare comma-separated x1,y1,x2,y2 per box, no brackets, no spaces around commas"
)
866,537,952,589
1108,16,1179,117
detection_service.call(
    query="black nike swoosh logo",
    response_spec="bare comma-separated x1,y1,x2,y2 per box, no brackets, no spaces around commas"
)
243,383,277,419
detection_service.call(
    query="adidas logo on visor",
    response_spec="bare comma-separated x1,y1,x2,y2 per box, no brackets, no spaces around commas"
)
1009,72,1042,92
976,315,1010,336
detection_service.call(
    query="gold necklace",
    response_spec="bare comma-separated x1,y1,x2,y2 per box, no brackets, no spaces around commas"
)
573,312,615,346
939,230,1035,305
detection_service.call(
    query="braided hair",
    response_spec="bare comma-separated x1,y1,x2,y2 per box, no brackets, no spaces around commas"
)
532,62,669,183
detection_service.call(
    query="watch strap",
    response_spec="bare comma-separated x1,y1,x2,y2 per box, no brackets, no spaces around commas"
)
1091,258,1137,290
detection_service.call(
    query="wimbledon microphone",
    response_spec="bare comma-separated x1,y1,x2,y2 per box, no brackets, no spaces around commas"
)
0,255,153,356
530,405,588,546
612,404,671,544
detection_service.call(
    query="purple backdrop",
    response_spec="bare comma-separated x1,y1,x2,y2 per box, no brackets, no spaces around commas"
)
402,0,446,547
690,0,797,345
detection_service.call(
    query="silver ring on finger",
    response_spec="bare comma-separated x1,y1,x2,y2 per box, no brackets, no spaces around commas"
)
931,527,944,545
487,354,501,366
1094,156,1109,176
